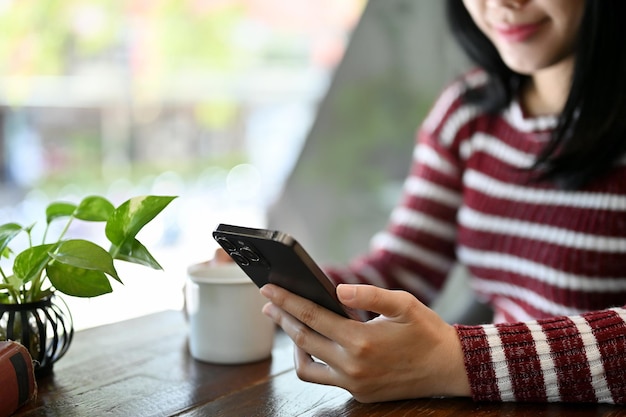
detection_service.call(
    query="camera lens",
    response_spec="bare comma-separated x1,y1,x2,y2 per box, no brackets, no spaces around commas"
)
240,247,260,262
230,252,249,266
216,236,237,251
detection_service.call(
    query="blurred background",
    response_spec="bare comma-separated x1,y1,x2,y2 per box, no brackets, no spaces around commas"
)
0,0,468,329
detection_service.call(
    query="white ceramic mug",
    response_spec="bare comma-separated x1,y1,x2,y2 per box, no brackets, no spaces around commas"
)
185,262,275,364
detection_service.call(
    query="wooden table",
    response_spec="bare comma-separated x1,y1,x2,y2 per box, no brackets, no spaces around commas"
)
12,310,626,416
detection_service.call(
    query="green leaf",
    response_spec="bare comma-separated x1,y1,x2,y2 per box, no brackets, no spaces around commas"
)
105,195,176,246
0,223,22,255
112,238,163,270
13,244,56,283
74,196,115,222
0,292,9,304
46,202,77,224
50,239,120,282
1,275,22,292
46,263,113,298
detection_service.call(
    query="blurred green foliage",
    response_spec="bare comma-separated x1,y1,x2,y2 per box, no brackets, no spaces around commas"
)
0,1,251,76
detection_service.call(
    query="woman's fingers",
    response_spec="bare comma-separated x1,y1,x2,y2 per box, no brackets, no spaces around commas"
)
261,284,358,342
260,284,366,375
261,296,349,372
337,284,423,321
293,346,338,386
260,283,471,401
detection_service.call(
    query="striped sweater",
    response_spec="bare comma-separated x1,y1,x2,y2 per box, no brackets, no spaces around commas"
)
324,71,626,403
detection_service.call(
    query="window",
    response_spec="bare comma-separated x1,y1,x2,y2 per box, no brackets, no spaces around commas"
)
0,0,365,329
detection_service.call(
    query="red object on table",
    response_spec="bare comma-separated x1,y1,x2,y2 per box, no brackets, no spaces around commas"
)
0,341,36,417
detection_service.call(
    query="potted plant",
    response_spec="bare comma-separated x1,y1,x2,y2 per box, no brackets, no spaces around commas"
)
0,194,176,375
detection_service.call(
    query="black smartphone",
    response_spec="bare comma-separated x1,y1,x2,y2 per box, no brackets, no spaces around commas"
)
212,223,362,321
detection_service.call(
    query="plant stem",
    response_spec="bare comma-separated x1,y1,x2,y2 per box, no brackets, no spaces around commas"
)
41,223,49,245
57,216,75,243
0,270,21,303
109,244,120,259
0,284,21,304
27,267,48,303
35,217,74,303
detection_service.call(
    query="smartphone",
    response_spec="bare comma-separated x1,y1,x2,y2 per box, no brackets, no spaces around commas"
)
212,223,362,321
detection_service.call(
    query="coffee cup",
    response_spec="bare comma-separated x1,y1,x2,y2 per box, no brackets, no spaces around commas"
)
185,262,275,364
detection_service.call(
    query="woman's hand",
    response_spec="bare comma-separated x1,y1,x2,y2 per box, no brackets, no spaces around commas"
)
213,247,233,263
260,283,471,403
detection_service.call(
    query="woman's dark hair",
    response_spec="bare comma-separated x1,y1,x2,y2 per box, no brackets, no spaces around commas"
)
445,0,626,189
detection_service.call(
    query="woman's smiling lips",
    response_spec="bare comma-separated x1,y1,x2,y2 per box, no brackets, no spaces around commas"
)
493,21,545,42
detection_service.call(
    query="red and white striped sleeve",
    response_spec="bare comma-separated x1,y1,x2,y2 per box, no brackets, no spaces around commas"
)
455,307,626,404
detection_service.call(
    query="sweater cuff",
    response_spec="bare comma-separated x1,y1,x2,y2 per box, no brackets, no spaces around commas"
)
455,323,509,401
455,321,556,402
455,309,626,404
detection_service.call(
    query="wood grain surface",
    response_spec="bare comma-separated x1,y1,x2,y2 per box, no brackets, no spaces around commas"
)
12,310,626,416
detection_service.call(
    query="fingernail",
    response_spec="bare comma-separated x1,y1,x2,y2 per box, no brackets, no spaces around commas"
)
337,284,356,301
262,302,277,319
260,285,274,299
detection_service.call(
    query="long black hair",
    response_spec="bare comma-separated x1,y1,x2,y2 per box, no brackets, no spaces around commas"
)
445,0,626,189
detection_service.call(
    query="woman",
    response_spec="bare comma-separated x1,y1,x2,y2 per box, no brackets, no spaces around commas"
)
259,0,626,404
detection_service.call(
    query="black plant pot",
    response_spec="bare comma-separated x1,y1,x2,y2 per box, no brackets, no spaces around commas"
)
0,296,74,376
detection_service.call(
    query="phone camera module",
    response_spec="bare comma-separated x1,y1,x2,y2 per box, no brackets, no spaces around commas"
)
230,252,249,266
240,247,260,262
216,236,237,251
